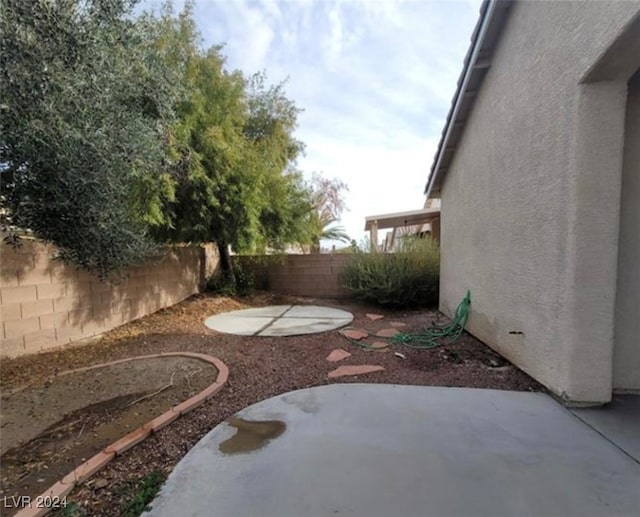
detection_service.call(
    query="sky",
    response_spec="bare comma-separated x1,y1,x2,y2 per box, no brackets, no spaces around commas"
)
149,0,481,245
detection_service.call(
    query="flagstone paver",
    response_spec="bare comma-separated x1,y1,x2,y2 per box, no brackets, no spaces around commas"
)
326,349,352,362
327,365,384,378
340,329,369,340
376,328,400,338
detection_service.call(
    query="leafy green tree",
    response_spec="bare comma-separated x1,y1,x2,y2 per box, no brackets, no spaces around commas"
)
1,0,182,277
305,173,350,253
242,73,312,253
157,16,312,281
2,0,321,281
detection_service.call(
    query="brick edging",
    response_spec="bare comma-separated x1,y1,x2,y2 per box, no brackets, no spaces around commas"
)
14,352,229,517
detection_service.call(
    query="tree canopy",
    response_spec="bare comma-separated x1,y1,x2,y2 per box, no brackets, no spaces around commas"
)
1,0,347,277
153,11,314,276
305,173,350,253
1,0,183,276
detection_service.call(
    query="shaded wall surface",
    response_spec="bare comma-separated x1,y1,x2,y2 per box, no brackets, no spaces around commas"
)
237,255,351,299
613,71,640,391
438,1,640,404
1,240,219,358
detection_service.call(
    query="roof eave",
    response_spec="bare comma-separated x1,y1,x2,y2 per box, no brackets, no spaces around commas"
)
424,0,513,198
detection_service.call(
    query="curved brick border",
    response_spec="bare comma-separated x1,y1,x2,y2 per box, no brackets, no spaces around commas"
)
14,352,229,517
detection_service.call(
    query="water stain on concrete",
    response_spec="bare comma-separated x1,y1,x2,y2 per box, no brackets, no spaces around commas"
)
219,417,286,454
282,391,320,414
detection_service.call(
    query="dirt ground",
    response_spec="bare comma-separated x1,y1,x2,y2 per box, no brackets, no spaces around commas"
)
0,356,217,513
0,292,542,516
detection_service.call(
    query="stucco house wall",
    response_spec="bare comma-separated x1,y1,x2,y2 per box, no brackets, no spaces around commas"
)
438,1,639,403
613,71,640,391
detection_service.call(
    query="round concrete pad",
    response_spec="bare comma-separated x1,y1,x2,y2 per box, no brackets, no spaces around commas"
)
145,385,640,517
203,305,353,337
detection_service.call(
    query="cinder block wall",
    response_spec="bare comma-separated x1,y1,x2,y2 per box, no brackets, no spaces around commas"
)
0,240,219,358
238,254,351,298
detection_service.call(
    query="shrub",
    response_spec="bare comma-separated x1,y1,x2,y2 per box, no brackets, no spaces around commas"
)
207,260,256,296
340,237,439,308
120,470,166,517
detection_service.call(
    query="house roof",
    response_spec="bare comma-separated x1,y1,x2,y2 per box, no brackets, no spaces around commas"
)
424,0,513,198
364,208,440,231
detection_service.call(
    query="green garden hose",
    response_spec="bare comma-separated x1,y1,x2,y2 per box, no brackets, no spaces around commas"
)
391,290,471,349
342,291,471,351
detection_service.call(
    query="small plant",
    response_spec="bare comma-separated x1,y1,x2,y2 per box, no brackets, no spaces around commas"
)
58,502,86,517
341,237,439,308
206,260,255,296
120,470,166,517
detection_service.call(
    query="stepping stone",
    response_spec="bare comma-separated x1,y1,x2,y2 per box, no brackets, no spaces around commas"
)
328,365,385,379
363,341,390,353
326,349,352,362
376,328,400,338
389,321,407,328
366,313,384,321
340,329,369,340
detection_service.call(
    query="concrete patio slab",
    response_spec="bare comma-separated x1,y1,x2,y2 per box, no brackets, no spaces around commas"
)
285,305,353,320
204,305,353,337
145,385,640,517
222,305,292,318
203,314,273,336
260,317,353,337
570,394,640,462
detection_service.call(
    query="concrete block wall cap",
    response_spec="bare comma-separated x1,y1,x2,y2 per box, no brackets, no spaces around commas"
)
61,451,115,485
56,356,144,377
105,426,151,456
198,381,226,400
14,506,48,517
14,481,75,517
172,395,207,416
145,410,180,433
56,352,228,382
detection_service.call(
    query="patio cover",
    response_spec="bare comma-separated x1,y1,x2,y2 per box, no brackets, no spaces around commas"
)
364,207,440,249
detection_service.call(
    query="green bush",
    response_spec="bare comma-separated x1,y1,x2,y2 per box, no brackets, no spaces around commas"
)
120,470,166,517
207,260,256,296
340,237,439,308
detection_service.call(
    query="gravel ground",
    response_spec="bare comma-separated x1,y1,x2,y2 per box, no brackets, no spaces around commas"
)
0,292,542,516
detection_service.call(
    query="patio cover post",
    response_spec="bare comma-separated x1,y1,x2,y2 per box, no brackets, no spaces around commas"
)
370,221,378,251
389,227,397,251
431,217,441,244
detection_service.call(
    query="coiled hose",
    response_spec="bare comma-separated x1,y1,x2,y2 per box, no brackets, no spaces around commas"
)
344,291,471,351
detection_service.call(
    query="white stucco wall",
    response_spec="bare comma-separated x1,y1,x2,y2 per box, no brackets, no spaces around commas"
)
613,72,640,391
439,1,640,404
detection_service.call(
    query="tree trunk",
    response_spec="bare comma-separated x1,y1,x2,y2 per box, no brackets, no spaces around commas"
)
217,241,236,286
